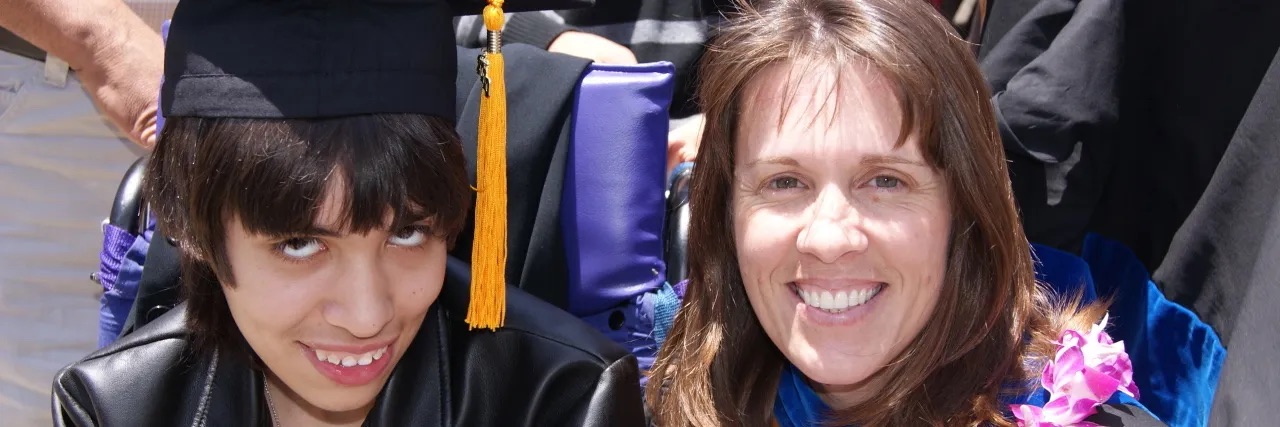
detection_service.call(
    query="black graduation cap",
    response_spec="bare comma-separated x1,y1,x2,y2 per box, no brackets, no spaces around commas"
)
161,0,591,119
159,0,594,330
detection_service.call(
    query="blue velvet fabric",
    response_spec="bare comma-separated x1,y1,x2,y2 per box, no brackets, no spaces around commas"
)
773,363,1147,427
1077,234,1225,427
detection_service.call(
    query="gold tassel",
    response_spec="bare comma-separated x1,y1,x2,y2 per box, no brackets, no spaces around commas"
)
467,0,508,330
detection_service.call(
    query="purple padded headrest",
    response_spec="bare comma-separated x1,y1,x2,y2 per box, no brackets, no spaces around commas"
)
561,62,674,316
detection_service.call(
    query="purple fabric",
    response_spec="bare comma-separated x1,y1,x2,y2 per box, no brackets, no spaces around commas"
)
673,279,687,299
561,62,675,316
581,291,659,385
97,223,152,348
156,20,169,133
97,225,134,294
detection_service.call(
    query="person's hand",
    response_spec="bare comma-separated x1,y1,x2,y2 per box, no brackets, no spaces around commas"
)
0,0,164,149
667,114,705,173
75,31,163,149
547,30,638,64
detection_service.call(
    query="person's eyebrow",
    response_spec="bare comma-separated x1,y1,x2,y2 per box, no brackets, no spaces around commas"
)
744,154,926,168
861,154,927,167
745,156,801,168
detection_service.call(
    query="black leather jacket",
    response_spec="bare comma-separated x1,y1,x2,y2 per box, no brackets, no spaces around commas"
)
51,263,646,426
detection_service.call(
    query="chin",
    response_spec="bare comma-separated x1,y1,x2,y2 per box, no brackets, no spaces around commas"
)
787,342,882,393
796,362,876,389
305,387,381,413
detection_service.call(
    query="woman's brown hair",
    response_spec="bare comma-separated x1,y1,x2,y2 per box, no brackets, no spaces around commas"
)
144,114,471,356
645,0,1102,425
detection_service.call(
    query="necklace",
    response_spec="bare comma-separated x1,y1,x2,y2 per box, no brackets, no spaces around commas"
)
263,380,281,427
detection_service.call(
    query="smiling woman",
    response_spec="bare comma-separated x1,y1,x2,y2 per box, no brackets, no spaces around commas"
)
643,0,1163,425
48,0,646,426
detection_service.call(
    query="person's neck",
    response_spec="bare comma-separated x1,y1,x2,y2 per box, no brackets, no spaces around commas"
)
811,373,888,410
266,375,373,427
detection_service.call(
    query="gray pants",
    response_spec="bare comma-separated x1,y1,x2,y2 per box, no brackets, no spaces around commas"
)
0,50,145,427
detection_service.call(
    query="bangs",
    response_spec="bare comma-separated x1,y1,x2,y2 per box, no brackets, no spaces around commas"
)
150,113,470,271
724,0,949,169
215,115,464,238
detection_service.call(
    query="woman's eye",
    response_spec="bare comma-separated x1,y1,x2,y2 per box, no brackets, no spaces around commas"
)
278,238,324,259
870,175,903,189
767,176,806,190
388,225,428,247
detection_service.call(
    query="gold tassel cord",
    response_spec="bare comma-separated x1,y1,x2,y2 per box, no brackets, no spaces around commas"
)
467,0,508,330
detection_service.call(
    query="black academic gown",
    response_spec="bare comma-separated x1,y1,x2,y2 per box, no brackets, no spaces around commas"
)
1163,49,1280,427
982,0,1280,424
52,258,645,427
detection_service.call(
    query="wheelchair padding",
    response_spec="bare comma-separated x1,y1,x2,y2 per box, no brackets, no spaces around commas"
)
664,162,693,286
561,62,674,317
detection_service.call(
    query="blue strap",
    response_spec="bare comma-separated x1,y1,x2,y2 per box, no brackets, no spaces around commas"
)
652,281,682,348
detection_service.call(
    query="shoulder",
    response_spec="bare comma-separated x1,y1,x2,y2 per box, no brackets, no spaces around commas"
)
439,259,635,370
436,259,646,426
52,307,204,426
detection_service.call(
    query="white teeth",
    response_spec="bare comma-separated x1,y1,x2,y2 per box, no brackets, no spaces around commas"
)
796,285,882,312
313,346,389,367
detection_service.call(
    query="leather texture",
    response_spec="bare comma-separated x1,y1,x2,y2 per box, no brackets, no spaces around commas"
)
664,162,692,285
53,258,646,427
561,62,675,317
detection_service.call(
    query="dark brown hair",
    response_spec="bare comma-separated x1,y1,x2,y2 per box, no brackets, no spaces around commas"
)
145,114,470,355
645,0,1102,425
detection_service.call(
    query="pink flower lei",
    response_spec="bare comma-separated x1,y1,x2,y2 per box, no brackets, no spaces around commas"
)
1011,314,1140,427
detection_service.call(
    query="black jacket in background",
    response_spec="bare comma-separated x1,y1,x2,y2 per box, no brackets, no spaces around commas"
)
53,258,645,427
1166,49,1280,427
981,0,1280,424
980,0,1280,342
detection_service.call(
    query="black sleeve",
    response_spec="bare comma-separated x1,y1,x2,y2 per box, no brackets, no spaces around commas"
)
1084,403,1167,427
574,356,646,427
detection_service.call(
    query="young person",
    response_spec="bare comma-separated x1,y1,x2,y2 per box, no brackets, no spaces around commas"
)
52,0,645,425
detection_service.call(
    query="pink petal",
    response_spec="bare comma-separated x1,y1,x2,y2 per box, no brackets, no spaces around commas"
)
1088,314,1111,343
1059,329,1086,349
1047,347,1088,395
1011,404,1045,424
1041,394,1101,424
1076,366,1123,402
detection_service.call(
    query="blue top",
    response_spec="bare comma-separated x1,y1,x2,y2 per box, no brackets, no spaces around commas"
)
772,363,1148,426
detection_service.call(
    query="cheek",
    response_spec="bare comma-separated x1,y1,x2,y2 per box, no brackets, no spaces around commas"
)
904,204,952,310
733,209,793,282
388,245,449,317
221,262,318,336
